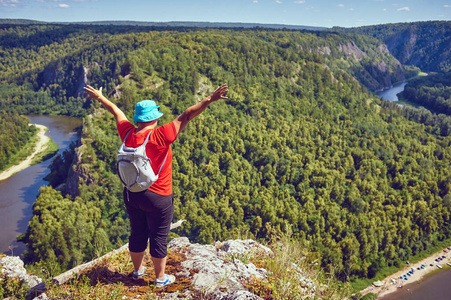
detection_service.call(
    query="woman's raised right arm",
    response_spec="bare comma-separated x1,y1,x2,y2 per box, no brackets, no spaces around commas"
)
83,85,128,125
172,84,228,135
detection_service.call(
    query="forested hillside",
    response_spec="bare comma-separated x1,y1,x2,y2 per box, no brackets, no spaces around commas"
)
331,21,451,73
1,24,450,283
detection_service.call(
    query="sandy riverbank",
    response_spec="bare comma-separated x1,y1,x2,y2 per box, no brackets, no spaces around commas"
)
0,124,50,181
360,246,451,299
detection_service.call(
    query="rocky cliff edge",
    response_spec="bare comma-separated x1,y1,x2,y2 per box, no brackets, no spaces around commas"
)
1,237,322,300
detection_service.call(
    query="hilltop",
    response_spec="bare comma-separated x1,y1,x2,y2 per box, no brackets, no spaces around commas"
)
0,18,326,31
2,236,350,299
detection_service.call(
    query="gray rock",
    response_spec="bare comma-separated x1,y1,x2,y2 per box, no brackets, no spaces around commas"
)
0,256,42,288
220,290,263,300
217,239,272,256
31,292,48,300
167,237,267,299
27,282,47,300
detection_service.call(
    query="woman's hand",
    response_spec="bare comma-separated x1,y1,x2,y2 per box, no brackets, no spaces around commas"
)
83,85,127,125
209,84,229,102
83,85,104,101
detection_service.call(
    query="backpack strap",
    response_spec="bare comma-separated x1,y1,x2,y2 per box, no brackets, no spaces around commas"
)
140,129,168,176
125,127,168,176
123,128,133,144
157,151,169,176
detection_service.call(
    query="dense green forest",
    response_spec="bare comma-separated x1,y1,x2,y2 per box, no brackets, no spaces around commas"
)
0,24,450,284
330,21,451,73
0,112,37,172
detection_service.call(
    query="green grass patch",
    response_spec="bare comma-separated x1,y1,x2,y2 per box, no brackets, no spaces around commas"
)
417,71,428,77
244,223,352,300
351,265,399,292
31,139,59,165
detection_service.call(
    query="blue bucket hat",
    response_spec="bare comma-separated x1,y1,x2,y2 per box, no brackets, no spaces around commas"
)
133,100,163,122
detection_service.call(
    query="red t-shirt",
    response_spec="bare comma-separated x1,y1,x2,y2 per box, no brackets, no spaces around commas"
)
117,120,177,196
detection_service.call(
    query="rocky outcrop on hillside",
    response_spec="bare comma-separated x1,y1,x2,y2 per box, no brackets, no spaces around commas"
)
167,237,271,299
75,66,90,97
37,62,99,99
337,41,405,91
65,144,83,198
338,42,367,61
360,59,405,91
385,23,450,72
338,21,451,73
0,256,41,287
315,39,405,91
66,142,99,198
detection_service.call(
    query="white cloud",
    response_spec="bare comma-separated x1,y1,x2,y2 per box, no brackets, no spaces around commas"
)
397,7,410,11
444,5,451,8
294,0,305,3
0,0,21,6
382,8,387,11
253,0,258,3
348,8,354,11
276,0,282,3
58,3,69,7
338,4,345,7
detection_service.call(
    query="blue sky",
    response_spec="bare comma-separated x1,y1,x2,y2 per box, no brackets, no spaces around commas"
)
0,0,450,28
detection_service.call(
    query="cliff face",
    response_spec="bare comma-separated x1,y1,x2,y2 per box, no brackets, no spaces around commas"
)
65,144,83,198
338,21,451,73
338,41,367,61
334,41,405,91
37,62,98,98
385,26,418,65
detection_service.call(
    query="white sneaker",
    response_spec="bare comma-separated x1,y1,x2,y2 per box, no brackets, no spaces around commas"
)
132,266,146,280
155,274,176,287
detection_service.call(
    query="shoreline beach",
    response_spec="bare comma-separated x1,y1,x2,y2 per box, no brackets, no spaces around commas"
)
360,246,451,299
0,124,50,181
378,268,451,300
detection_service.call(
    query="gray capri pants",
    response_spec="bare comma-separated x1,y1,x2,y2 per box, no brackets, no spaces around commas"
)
124,188,174,258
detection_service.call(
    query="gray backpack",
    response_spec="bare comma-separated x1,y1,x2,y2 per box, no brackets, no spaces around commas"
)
117,129,167,192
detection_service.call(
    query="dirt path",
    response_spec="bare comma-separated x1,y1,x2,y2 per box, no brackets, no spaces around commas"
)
0,124,50,181
360,246,451,299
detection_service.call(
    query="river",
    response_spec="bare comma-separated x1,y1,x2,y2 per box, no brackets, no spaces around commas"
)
377,82,408,102
379,269,451,300
0,115,82,256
